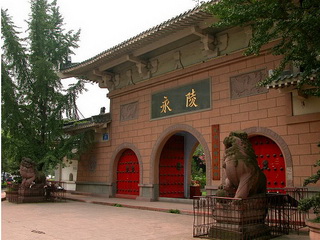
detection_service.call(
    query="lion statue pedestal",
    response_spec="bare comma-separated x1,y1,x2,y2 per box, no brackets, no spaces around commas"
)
210,131,269,239
14,157,46,203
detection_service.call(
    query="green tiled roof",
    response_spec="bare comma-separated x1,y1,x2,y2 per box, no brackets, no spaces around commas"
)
267,72,301,89
63,113,111,131
60,1,214,73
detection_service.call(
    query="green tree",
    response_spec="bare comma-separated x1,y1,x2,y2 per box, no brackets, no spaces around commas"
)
1,0,89,174
205,0,320,96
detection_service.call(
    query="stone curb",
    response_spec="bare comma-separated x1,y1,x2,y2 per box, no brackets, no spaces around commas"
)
64,196,194,216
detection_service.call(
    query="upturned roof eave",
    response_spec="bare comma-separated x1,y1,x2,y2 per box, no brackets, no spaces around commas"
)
59,2,215,76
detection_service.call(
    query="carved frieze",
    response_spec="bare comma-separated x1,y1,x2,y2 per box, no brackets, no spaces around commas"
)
92,70,120,91
174,51,184,69
149,59,159,76
230,69,268,99
218,33,228,52
126,69,135,86
120,101,139,121
136,62,149,79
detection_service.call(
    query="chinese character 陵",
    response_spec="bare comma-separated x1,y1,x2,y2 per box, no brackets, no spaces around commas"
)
185,88,198,107
160,96,172,113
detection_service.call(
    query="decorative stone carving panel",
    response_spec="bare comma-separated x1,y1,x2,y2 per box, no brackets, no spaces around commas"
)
89,156,97,172
230,69,268,99
120,101,139,121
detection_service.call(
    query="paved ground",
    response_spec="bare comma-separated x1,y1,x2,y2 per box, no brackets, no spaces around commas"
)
2,200,196,240
2,191,310,240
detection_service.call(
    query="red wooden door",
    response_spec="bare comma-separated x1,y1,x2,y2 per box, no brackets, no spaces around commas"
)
250,136,286,191
117,149,139,196
159,135,184,198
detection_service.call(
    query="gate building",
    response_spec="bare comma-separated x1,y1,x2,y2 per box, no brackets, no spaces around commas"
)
59,4,320,201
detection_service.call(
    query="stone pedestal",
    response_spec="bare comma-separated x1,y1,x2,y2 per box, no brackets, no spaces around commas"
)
306,219,320,240
209,222,270,240
15,185,45,203
7,184,46,203
210,198,270,239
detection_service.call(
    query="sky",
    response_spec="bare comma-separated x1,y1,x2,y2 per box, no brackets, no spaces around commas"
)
1,0,199,118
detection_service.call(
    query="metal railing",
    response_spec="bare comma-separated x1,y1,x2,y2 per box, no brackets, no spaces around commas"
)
5,181,66,203
267,188,309,232
5,184,20,203
193,189,310,239
45,181,66,201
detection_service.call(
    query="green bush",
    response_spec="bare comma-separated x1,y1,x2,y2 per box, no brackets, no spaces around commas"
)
298,143,320,222
168,209,180,214
114,203,123,207
191,158,206,188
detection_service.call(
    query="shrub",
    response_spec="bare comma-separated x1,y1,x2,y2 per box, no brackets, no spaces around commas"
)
168,209,180,214
298,143,320,222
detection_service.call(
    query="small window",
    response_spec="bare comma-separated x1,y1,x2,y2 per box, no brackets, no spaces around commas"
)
69,173,74,181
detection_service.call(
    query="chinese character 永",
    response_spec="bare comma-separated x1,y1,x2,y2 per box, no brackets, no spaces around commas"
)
160,96,172,113
185,88,198,107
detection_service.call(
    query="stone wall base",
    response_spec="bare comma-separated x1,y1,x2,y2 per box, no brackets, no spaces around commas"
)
75,182,112,197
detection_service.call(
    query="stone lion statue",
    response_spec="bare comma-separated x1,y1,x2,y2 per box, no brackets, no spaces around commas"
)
19,157,46,188
217,131,267,199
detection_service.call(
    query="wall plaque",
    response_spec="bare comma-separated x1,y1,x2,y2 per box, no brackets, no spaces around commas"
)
89,156,97,172
230,69,268,99
151,79,211,119
120,101,139,121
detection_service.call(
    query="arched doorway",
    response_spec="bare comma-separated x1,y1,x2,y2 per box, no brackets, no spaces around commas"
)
249,136,286,191
159,135,185,198
151,124,212,199
158,131,206,199
116,149,140,197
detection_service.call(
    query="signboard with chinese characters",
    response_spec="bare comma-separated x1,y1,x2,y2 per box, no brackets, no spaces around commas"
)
151,79,211,119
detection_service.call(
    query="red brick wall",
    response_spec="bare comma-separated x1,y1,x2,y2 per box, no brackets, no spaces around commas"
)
77,48,320,189
77,142,110,183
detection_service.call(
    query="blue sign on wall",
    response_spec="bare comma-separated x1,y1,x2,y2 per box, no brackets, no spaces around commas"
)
102,133,109,141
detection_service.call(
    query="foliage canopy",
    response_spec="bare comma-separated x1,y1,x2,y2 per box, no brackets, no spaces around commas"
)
298,144,320,221
1,0,91,174
205,0,320,96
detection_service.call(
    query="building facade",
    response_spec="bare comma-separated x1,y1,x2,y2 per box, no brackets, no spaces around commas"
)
54,158,78,191
59,5,320,201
